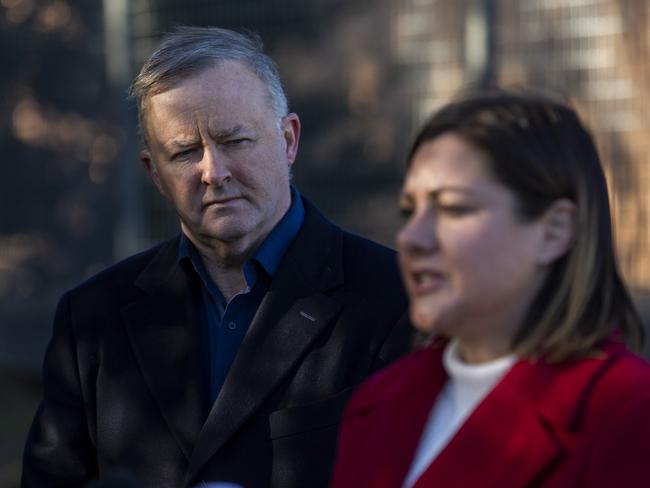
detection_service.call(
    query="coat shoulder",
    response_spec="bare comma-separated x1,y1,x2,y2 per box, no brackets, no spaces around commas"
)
67,239,173,301
575,348,650,486
590,348,650,406
57,238,177,335
340,231,399,270
298,198,406,300
339,230,405,297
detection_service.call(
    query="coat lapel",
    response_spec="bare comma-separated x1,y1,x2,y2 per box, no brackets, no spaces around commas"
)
121,239,209,461
185,201,346,485
378,345,448,487
414,373,562,488
414,343,625,488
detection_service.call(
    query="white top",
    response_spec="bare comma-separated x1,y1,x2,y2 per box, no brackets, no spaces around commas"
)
402,340,516,488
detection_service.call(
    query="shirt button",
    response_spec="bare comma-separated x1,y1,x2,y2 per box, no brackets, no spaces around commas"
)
227,321,237,330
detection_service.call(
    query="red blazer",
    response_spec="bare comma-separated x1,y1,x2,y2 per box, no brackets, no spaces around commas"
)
331,339,650,488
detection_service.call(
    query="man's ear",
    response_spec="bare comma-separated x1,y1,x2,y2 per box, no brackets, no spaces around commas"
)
282,113,301,167
140,150,165,196
536,198,576,266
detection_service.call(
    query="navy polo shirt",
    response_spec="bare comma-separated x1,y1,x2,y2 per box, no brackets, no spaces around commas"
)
178,186,305,404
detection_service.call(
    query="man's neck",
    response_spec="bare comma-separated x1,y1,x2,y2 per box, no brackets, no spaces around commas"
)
195,241,254,301
180,188,297,300
202,260,248,302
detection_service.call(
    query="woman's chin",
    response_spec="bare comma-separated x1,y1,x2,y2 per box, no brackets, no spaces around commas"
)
410,309,443,335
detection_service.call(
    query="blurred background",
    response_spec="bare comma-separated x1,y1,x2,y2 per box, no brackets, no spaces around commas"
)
1,0,650,485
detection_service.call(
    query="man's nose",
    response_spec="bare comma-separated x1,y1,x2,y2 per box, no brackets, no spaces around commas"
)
396,212,438,254
201,146,232,187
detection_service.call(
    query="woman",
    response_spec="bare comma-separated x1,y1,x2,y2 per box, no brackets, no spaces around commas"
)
330,89,650,488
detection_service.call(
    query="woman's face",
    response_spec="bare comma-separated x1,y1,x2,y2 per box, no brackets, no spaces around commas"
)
397,132,550,360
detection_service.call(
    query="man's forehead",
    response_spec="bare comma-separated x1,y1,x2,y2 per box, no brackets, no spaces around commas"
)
144,62,268,119
153,60,260,95
139,59,277,147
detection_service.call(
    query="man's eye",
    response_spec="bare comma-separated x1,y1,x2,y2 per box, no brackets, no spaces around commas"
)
171,148,196,160
224,138,249,146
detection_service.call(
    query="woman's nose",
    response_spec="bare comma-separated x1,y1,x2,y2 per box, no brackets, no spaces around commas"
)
397,211,438,254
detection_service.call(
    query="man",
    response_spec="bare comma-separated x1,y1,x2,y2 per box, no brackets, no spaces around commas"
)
22,26,413,488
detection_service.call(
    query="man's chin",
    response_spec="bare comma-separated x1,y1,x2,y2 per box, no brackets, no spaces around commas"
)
197,221,264,246
202,226,250,243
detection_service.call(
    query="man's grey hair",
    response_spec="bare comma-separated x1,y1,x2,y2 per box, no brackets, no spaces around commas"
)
129,26,289,144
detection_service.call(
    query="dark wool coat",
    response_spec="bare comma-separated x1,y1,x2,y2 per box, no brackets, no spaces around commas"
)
23,198,414,488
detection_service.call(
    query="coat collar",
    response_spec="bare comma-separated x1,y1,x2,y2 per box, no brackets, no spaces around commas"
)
365,339,627,488
121,238,209,461
184,198,345,485
119,197,346,485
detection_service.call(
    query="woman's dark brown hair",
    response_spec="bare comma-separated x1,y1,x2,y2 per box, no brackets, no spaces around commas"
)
408,88,644,361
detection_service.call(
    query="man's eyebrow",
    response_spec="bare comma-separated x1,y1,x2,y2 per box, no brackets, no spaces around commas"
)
213,124,249,140
164,125,252,150
168,139,199,149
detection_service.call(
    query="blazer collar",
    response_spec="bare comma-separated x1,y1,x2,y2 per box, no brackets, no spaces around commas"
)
184,197,346,485
121,237,209,462
411,340,626,488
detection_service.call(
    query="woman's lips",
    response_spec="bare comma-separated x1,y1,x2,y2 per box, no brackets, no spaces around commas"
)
409,270,444,295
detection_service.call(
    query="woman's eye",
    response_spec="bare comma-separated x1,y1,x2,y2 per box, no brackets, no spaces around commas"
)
399,206,414,219
438,204,473,216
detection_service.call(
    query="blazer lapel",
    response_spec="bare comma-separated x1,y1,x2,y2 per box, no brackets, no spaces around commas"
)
379,345,448,488
414,375,562,488
122,239,208,461
414,344,625,488
185,201,345,484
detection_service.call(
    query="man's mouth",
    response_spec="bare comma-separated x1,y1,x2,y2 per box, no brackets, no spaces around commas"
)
203,196,242,208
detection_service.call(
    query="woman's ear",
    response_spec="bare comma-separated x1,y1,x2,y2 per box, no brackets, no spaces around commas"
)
536,198,576,266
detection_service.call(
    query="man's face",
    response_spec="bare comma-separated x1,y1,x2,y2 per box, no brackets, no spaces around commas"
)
141,61,300,261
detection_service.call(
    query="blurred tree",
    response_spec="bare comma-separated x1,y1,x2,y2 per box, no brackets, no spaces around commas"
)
0,0,121,370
